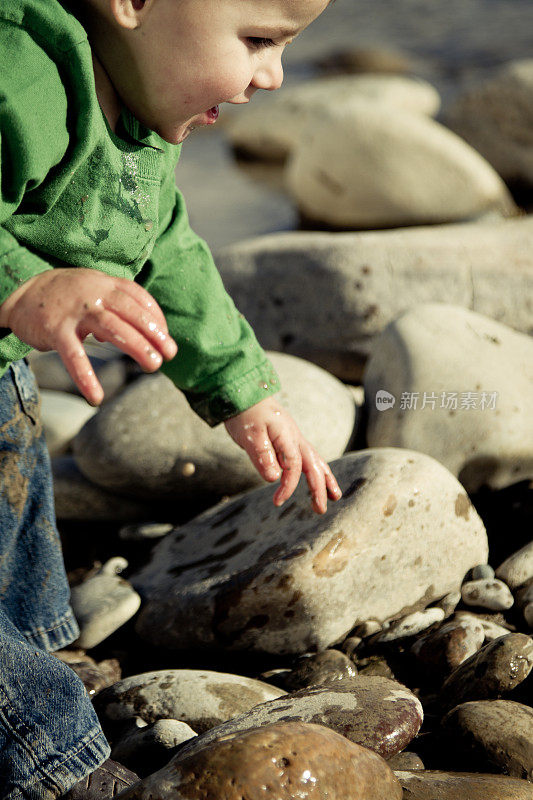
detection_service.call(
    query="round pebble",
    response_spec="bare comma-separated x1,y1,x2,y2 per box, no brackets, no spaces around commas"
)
472,564,495,580
375,608,445,643
496,542,533,590
461,579,514,611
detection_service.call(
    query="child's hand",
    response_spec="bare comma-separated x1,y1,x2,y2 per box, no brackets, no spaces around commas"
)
224,396,342,514
0,268,177,405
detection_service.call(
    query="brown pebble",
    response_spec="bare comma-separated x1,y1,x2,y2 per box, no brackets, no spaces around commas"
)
395,769,533,799
116,721,403,800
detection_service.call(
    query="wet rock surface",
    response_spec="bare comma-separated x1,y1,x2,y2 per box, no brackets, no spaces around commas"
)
111,718,197,776
442,700,533,780
281,650,357,691
395,770,533,799
365,303,533,492
131,449,487,654
411,615,486,677
73,352,355,502
94,669,286,735
439,634,533,710
115,722,403,800
171,677,423,761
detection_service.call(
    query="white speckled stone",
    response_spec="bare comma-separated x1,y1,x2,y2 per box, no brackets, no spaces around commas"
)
496,542,533,590
225,74,440,160
94,669,285,735
454,612,512,642
286,102,515,229
461,579,514,611
375,608,445,643
216,218,533,383
446,59,533,189
40,391,97,456
131,449,487,655
71,560,141,649
365,304,533,492
173,678,423,762
73,351,356,501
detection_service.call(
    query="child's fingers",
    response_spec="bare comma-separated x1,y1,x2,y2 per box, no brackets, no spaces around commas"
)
324,462,343,501
55,329,105,406
300,444,329,513
80,310,164,373
100,289,177,360
114,278,169,331
240,424,282,482
270,433,303,507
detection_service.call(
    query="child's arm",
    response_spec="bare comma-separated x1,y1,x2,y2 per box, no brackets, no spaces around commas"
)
225,396,342,513
0,268,177,405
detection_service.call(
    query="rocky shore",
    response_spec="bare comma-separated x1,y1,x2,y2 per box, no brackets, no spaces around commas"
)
40,28,533,800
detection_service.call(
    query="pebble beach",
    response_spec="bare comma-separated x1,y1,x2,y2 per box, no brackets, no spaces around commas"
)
37,0,533,796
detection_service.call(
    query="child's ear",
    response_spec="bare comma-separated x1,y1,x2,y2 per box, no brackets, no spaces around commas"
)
109,0,150,30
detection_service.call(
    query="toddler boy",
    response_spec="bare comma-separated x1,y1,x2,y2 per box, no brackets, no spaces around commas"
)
0,0,339,796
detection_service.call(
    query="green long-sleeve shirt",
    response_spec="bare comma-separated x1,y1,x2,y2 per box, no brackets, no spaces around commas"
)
0,0,279,425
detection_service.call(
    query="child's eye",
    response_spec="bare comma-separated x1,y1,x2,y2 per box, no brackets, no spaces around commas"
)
246,37,276,49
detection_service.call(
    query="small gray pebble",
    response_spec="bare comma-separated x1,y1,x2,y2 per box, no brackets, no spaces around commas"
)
472,564,495,580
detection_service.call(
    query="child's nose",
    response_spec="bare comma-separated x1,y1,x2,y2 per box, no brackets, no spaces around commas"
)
252,55,284,92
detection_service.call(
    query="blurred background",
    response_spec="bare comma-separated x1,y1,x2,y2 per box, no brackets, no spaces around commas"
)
176,0,533,249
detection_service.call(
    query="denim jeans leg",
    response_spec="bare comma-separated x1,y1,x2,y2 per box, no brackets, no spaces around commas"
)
0,361,110,799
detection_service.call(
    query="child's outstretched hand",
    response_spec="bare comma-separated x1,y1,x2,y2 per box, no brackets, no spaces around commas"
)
0,268,177,405
225,396,342,514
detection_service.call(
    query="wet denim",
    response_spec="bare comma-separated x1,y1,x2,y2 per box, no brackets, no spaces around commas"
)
0,360,110,799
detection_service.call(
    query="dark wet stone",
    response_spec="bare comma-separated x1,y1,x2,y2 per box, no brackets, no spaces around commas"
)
387,751,425,770
93,669,285,736
411,615,485,679
354,654,396,681
115,721,403,800
442,700,533,780
282,650,357,690
395,770,533,799
172,677,423,762
440,634,533,710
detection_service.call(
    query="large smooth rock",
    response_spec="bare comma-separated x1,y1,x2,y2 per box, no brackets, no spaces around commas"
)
215,218,533,382
225,74,440,161
93,669,286,735
73,351,356,501
442,700,533,780
365,304,533,492
115,722,403,800
131,449,487,655
446,59,533,190
173,678,423,761
286,102,515,229
395,770,533,799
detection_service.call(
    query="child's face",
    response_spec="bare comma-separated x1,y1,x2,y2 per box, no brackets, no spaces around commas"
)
102,0,331,144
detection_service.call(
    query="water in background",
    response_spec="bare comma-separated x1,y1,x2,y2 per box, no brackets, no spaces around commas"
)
176,0,533,250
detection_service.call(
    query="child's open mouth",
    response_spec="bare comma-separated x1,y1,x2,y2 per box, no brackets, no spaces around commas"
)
204,105,219,124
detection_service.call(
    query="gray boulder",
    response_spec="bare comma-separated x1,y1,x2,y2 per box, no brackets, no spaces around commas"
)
131,449,488,655
216,218,533,382
73,351,356,501
446,59,533,190
286,102,515,229
365,304,533,492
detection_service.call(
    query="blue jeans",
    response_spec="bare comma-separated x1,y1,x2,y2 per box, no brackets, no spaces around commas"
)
0,360,110,799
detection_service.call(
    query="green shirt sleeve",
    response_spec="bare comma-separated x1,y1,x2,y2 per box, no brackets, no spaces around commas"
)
138,171,280,426
0,20,69,363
